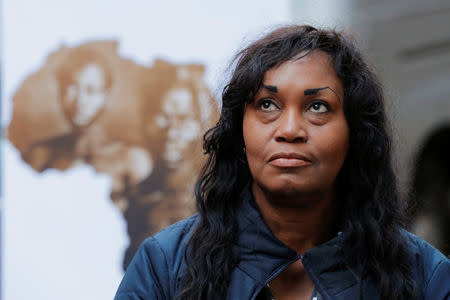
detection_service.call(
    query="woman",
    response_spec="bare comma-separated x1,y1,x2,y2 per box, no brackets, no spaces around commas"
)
115,25,450,300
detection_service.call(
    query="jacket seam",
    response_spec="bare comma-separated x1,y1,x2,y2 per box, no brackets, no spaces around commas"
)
150,236,171,299
236,264,259,281
424,259,444,291
182,215,197,233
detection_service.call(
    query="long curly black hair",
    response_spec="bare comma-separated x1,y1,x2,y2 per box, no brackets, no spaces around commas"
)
176,25,417,300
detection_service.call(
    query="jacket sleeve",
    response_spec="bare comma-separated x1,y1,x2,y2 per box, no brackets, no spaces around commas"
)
114,237,171,300
424,257,450,300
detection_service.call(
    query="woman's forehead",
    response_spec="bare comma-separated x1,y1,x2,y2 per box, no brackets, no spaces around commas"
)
261,51,343,97
265,50,335,76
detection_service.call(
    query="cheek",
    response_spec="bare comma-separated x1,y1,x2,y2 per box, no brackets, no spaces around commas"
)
244,149,265,185
243,118,265,172
242,113,253,153
318,126,349,172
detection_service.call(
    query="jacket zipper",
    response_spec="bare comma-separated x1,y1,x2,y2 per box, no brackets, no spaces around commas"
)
250,253,335,300
250,254,303,300
301,254,332,300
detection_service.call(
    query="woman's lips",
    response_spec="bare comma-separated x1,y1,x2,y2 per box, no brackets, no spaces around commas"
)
268,152,312,168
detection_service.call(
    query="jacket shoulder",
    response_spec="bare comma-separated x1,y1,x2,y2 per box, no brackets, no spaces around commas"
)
115,214,199,300
151,214,199,263
402,230,450,299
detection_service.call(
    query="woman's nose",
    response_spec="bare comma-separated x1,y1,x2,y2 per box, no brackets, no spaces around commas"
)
274,108,308,143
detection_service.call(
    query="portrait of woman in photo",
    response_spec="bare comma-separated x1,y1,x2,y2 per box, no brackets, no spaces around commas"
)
115,25,450,300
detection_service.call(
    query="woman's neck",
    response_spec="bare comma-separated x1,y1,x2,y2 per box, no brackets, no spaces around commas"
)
252,182,337,254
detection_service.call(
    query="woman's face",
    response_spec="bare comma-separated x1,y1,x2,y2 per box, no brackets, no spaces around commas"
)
243,50,349,201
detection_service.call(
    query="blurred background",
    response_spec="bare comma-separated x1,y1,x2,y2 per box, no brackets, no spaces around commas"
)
1,0,449,299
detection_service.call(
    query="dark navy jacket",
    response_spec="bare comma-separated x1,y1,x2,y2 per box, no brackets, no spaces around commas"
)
115,189,450,299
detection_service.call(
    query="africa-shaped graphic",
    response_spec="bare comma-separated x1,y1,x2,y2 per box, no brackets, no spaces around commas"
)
7,41,219,269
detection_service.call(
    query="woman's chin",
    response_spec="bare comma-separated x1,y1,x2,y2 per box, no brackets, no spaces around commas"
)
255,181,322,204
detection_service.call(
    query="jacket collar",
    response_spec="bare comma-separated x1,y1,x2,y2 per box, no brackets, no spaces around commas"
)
233,186,361,297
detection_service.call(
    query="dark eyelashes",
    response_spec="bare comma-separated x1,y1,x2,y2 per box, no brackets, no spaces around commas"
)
311,99,329,106
308,100,331,112
255,98,331,112
256,98,279,109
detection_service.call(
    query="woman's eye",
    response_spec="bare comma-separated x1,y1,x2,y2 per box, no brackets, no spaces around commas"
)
257,99,278,112
309,102,329,113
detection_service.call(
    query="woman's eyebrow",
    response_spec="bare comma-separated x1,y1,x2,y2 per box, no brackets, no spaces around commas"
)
304,86,341,101
262,84,278,93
